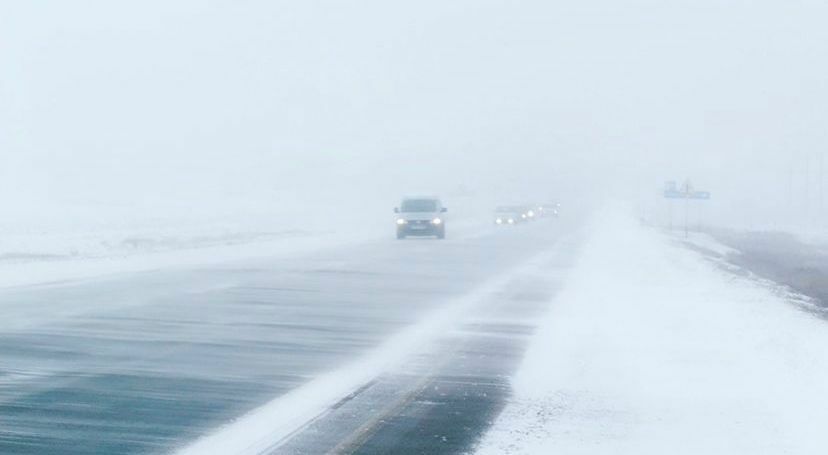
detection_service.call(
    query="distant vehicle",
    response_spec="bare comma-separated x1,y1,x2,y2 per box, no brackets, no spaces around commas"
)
537,202,560,218
494,206,527,225
523,205,538,221
394,197,447,239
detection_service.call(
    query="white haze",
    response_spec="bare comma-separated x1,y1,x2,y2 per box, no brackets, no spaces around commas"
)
2,0,827,232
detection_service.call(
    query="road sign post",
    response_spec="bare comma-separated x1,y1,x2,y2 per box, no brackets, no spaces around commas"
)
663,180,711,237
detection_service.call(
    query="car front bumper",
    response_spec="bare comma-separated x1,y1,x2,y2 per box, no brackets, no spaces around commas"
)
398,221,443,235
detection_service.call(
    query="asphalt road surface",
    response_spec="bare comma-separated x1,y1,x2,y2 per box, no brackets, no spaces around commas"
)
0,216,584,455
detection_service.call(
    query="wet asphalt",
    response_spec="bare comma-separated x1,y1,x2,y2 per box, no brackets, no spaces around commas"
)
273,247,578,455
0,217,583,455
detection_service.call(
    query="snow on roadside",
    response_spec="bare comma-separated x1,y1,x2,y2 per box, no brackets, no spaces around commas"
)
0,230,372,290
475,206,828,455
0,203,383,289
0,192,491,288
0,214,491,290
676,231,740,257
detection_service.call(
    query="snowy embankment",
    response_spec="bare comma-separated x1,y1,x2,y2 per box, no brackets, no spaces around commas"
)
476,207,828,455
0,213,375,289
0,194,490,289
677,231,740,257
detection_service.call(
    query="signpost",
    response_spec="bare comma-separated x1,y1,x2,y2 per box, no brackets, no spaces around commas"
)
663,180,711,237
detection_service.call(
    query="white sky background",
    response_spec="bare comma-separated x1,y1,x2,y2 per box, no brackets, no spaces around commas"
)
1,1,827,226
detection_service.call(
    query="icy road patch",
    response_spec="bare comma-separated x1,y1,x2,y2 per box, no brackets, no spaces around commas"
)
476,207,828,455
173,246,561,455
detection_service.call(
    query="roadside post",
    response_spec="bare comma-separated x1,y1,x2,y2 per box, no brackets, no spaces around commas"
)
664,181,677,231
663,180,711,238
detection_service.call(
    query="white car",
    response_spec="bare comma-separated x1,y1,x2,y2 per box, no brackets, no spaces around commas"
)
394,197,448,239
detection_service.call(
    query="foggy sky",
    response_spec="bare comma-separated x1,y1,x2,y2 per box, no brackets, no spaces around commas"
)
2,1,827,225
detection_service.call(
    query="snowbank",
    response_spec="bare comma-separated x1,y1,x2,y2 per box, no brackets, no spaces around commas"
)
0,203,491,288
0,230,374,290
675,231,740,257
0,203,383,288
0,191,493,288
476,206,828,455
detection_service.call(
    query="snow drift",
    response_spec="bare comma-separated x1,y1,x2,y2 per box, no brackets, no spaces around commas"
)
476,206,828,455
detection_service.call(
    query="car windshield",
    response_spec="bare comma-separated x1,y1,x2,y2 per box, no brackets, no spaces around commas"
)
401,199,438,212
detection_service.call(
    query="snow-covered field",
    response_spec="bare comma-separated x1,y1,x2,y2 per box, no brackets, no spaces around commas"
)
0,204,378,288
476,207,828,455
0,192,494,288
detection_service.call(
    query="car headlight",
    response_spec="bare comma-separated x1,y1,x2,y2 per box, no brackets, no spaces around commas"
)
396,218,407,225
528,210,535,217
495,218,503,224
507,218,515,224
431,218,442,225
521,214,527,219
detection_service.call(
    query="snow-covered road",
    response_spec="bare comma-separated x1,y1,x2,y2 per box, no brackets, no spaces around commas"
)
476,207,828,455
0,215,581,455
4,205,825,455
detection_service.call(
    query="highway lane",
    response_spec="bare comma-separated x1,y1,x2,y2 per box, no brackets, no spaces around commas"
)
0,216,584,454
271,236,581,455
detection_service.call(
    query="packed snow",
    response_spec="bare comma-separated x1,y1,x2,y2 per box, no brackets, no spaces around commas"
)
475,207,828,455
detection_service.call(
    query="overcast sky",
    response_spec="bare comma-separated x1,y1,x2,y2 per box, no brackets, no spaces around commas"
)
2,1,827,224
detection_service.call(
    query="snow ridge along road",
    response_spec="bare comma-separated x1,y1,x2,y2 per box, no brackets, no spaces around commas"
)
175,237,577,455
476,207,828,455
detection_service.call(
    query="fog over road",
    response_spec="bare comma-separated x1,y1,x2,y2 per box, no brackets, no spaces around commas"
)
0,216,582,455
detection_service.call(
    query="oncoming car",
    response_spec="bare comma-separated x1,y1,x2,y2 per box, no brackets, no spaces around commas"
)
537,202,560,218
394,197,447,239
494,206,527,225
